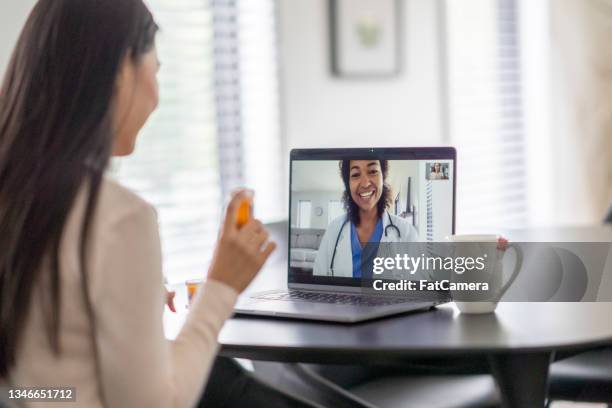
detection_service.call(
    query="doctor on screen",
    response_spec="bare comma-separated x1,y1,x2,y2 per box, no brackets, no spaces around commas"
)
313,159,418,277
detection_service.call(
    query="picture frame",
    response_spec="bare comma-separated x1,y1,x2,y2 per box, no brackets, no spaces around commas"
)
329,0,401,77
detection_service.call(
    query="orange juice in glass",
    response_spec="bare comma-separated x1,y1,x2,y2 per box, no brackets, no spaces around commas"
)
236,199,251,228
186,279,203,305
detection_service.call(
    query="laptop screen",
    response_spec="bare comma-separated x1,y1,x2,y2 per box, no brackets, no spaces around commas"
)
288,148,456,286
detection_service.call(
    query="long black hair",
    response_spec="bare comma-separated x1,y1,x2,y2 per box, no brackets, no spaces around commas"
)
0,0,158,377
339,160,392,226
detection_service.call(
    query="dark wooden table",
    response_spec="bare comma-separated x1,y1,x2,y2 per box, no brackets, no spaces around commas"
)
218,302,612,407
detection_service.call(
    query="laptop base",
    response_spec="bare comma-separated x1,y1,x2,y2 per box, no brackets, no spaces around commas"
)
235,289,447,323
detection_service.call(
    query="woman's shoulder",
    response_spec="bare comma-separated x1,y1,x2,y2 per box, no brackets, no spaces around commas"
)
91,177,157,227
61,177,159,273
328,214,348,230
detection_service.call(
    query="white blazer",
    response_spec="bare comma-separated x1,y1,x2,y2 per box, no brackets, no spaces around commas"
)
313,211,418,277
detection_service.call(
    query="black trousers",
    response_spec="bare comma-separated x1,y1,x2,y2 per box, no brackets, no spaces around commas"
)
198,357,318,408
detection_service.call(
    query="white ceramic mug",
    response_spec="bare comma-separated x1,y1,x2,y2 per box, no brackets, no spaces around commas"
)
445,234,523,314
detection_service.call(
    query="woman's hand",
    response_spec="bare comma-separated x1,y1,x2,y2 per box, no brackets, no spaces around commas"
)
165,289,176,313
208,189,277,294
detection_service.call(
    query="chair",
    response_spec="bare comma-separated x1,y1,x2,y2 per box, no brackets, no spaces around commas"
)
548,348,612,405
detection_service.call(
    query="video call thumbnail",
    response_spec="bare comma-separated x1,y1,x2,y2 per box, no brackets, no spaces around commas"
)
290,159,454,279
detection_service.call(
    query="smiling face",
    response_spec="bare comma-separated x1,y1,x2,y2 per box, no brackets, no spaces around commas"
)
348,160,384,213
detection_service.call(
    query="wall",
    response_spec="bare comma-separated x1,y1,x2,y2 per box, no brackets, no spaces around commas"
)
549,0,612,224
0,1,35,80
291,191,342,228
277,0,445,151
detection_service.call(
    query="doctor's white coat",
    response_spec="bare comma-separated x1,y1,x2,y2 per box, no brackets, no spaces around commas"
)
313,212,419,278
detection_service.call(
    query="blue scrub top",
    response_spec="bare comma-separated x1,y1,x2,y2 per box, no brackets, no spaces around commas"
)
350,218,383,278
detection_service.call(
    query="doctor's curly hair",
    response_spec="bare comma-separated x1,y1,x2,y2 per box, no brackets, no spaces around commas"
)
339,160,392,226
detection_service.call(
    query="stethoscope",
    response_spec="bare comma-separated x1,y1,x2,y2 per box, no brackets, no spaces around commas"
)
329,211,401,275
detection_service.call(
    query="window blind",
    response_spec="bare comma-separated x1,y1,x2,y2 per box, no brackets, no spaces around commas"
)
445,0,529,232
113,0,282,282
113,0,221,283
212,0,244,197
237,0,284,222
213,0,284,222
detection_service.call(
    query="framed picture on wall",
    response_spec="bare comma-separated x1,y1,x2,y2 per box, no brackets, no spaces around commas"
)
330,0,401,77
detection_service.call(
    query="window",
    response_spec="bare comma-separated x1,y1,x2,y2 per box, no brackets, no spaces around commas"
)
444,0,529,231
113,0,220,283
213,0,283,222
112,0,282,283
297,200,312,228
237,0,284,222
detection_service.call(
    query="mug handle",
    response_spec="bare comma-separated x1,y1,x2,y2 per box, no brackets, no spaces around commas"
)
494,243,523,302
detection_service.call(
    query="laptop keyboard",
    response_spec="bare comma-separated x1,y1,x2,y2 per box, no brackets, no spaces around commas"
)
252,290,420,307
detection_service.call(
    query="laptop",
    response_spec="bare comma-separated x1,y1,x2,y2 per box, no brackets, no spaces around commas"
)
235,147,456,322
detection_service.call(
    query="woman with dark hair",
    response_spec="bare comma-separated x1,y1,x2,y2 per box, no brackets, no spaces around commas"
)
313,160,418,277
0,1,315,406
